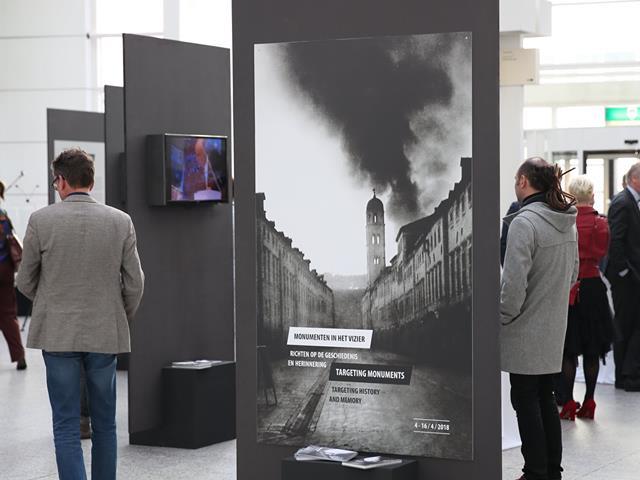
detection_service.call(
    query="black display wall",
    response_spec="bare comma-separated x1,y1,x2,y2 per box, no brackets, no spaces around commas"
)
122,34,235,444
46,108,104,205
232,1,500,479
104,85,126,210
104,85,130,371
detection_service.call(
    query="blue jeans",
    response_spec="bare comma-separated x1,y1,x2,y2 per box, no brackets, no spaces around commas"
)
43,351,117,480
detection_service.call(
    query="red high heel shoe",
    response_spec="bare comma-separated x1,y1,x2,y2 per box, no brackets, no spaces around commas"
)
559,399,578,421
576,398,596,420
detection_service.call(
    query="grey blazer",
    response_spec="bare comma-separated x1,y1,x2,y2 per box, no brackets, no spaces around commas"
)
16,194,144,354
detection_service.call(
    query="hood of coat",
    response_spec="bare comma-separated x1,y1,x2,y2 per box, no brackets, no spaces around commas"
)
503,201,577,233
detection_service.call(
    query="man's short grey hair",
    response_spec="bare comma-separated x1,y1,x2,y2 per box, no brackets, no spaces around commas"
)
568,175,594,204
627,162,640,182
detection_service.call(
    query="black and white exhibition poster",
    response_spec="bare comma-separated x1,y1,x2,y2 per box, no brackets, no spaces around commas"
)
255,32,473,460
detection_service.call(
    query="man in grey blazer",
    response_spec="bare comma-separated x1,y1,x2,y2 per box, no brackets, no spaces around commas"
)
16,149,144,480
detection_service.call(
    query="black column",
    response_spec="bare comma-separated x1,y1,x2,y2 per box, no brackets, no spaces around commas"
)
123,34,235,444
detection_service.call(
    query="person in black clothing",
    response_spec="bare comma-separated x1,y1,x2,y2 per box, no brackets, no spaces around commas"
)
500,201,521,266
605,162,640,391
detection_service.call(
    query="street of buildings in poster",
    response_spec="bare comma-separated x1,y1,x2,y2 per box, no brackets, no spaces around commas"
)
255,32,473,460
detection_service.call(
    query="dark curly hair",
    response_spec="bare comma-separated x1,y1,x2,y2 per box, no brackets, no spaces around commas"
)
518,157,576,211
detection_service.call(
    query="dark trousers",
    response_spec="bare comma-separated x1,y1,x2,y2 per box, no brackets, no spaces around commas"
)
0,261,24,362
510,373,563,480
610,276,640,384
0,313,24,362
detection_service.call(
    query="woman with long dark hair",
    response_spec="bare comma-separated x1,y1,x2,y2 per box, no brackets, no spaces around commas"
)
0,180,26,370
558,175,612,420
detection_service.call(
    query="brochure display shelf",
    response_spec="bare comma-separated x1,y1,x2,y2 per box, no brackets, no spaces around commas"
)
281,457,418,480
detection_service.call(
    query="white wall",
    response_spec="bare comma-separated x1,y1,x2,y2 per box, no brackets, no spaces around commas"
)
500,0,551,36
499,33,525,218
498,0,552,215
177,0,232,48
526,81,640,108
0,0,85,36
0,0,234,240
0,0,99,238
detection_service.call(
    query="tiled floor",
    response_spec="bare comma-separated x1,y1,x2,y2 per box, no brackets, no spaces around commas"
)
2,323,639,479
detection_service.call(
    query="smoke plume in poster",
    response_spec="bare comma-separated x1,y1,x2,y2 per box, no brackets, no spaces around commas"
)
278,33,470,224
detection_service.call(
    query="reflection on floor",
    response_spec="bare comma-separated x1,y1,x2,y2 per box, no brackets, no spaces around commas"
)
2,323,640,479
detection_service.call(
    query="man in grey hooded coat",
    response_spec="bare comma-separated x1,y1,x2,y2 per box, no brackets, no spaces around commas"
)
501,157,579,480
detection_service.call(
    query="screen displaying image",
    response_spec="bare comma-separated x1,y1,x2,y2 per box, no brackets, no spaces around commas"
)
166,135,228,202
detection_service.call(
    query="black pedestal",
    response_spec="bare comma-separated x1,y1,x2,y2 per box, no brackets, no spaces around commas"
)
161,361,236,448
282,457,418,480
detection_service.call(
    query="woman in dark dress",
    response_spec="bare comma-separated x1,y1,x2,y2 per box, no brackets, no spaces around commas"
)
559,175,612,420
0,181,26,370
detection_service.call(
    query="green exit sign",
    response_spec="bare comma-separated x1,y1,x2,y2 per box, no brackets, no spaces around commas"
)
606,106,640,125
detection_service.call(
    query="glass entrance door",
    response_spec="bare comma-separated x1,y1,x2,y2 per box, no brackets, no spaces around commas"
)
584,151,640,214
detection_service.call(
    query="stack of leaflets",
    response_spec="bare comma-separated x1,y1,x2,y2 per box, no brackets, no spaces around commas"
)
294,445,358,462
342,456,403,470
170,360,223,369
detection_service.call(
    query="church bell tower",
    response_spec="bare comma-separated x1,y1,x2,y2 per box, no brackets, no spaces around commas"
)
366,190,386,284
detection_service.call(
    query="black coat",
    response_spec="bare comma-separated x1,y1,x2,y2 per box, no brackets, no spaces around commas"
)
500,201,521,266
606,188,640,283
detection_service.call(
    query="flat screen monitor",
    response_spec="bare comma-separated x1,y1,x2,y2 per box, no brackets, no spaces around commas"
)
165,134,228,203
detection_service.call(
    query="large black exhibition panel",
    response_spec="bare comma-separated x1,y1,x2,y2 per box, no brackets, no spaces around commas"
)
233,0,500,479
46,109,104,205
123,34,234,444
104,85,126,210
104,85,131,372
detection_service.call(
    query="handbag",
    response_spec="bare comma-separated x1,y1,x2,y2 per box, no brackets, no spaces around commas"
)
569,281,580,306
7,234,22,270
1,214,22,270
